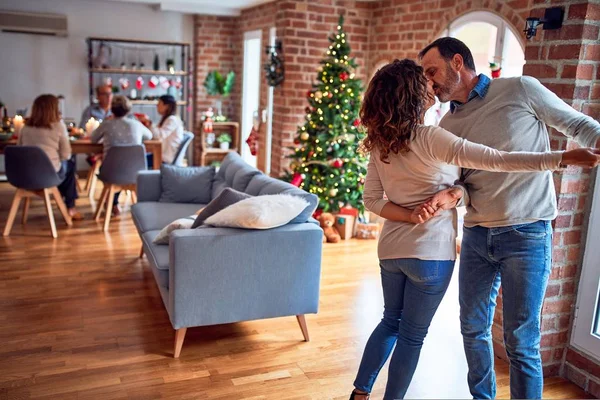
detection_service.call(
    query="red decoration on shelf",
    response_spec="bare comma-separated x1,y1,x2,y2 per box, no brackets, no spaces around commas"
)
290,172,303,187
135,76,144,90
353,118,361,127
339,72,349,81
332,158,343,168
148,76,159,89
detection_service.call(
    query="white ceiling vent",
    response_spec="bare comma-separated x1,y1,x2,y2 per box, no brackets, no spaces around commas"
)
0,10,68,37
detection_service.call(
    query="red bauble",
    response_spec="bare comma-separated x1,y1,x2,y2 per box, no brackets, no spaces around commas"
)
328,93,333,98
307,90,313,97
290,172,303,187
332,158,343,168
339,72,349,81
294,138,300,145
308,151,314,158
353,118,361,127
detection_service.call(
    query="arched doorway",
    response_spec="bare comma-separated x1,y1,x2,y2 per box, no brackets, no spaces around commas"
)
424,11,525,126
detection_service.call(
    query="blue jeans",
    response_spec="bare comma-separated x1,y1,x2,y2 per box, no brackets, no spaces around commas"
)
460,221,552,399
354,258,455,399
57,159,78,209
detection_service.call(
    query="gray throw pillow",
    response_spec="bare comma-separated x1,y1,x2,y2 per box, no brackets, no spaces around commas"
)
191,187,252,228
159,164,215,204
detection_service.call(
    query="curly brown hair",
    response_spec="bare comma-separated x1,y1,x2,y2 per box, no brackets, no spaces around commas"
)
360,59,433,163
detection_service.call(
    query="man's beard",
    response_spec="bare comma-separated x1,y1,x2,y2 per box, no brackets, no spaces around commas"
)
435,65,460,103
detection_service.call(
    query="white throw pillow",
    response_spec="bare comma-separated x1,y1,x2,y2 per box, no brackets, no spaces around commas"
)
204,194,309,229
153,215,197,245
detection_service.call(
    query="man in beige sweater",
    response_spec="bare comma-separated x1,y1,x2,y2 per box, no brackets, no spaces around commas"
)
419,37,600,399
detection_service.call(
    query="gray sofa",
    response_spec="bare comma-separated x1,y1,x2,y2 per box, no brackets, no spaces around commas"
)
132,152,323,357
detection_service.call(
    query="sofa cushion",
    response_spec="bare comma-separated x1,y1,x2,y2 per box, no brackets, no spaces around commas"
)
132,202,206,233
153,215,197,245
142,230,170,271
204,194,309,230
256,179,319,224
245,174,273,196
192,187,252,229
159,164,214,204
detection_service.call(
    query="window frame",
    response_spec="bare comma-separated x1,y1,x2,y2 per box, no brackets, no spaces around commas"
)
571,171,600,363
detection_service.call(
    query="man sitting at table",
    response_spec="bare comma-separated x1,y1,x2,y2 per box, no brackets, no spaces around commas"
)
91,95,152,216
79,84,113,127
79,84,113,166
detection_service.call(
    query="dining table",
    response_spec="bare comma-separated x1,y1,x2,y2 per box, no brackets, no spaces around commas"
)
0,138,163,170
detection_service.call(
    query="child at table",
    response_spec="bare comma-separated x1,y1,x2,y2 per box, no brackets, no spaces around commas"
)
91,95,151,216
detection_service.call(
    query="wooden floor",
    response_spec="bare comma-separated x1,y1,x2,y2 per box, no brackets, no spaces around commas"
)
0,181,593,399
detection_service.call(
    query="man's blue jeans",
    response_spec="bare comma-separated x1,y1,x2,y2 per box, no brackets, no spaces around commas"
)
460,221,552,399
353,258,455,399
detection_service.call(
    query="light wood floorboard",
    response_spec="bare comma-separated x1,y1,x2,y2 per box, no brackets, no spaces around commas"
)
0,181,592,399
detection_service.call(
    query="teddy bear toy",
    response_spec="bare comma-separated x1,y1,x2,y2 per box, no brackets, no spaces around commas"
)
318,212,341,243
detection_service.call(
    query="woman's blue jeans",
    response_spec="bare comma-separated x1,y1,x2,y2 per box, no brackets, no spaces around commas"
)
353,258,455,399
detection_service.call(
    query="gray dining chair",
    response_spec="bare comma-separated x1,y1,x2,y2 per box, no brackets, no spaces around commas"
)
3,146,73,238
93,145,147,232
171,131,194,166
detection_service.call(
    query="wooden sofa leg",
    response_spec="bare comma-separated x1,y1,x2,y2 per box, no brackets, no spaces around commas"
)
174,328,187,358
296,315,310,342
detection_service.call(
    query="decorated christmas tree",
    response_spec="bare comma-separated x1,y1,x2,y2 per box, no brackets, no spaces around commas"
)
285,15,367,215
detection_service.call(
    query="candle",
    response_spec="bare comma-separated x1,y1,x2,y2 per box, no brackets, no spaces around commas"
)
85,117,100,135
13,115,24,135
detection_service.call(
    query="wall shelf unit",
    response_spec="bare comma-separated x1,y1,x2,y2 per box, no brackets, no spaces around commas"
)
195,122,240,166
87,37,192,126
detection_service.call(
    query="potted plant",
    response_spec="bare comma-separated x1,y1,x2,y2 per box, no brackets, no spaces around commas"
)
203,70,235,118
217,133,232,150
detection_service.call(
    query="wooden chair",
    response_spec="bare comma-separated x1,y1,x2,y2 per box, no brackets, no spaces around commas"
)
93,145,146,232
83,159,102,200
3,146,73,238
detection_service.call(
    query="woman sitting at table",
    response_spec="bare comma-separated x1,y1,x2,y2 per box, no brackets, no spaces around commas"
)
18,94,83,220
138,95,183,165
91,95,152,216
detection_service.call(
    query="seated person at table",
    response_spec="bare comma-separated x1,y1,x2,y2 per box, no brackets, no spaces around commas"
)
18,94,83,220
91,95,152,216
79,84,113,166
138,95,183,165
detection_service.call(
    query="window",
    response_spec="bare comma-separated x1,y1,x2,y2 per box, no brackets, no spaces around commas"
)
571,172,600,362
424,12,525,127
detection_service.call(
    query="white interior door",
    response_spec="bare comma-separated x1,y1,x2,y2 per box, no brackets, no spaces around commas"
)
241,30,262,168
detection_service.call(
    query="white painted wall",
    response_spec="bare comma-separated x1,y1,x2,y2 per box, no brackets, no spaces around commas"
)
0,0,194,171
0,0,193,118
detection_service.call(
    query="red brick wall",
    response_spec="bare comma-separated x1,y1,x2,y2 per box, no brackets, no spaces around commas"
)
268,0,372,176
368,0,530,75
194,15,239,124
524,0,600,392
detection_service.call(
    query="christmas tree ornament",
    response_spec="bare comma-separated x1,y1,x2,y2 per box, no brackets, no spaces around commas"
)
294,138,301,145
333,143,340,151
353,118,361,127
331,158,343,168
329,188,338,197
300,132,309,141
246,126,259,156
148,76,159,89
290,172,303,187
315,91,323,99
135,76,144,90
339,72,349,81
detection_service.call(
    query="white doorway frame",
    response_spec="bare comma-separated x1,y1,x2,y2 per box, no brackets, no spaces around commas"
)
241,29,262,168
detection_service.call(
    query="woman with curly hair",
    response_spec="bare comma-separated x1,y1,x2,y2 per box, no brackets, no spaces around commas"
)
349,59,599,400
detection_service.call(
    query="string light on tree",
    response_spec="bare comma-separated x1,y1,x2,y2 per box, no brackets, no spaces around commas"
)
284,14,367,214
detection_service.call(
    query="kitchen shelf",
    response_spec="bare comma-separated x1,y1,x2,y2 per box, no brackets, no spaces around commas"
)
90,68,188,76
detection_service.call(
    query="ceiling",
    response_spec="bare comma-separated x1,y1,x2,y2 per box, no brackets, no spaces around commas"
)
99,0,277,16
